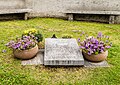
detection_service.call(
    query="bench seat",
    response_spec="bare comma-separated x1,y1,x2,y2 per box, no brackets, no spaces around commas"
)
65,11,120,24
0,9,32,20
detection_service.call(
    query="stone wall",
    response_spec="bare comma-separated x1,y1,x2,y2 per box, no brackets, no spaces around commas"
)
0,0,120,17
0,0,26,9
0,0,120,23
27,0,120,18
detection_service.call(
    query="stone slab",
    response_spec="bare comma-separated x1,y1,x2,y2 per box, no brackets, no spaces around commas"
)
44,38,84,66
84,60,109,68
21,49,44,65
66,11,120,15
21,49,109,68
0,9,32,14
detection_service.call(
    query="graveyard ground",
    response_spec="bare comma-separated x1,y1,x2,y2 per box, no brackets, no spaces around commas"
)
0,18,120,85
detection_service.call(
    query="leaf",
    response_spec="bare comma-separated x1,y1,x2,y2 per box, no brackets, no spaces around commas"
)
95,52,98,55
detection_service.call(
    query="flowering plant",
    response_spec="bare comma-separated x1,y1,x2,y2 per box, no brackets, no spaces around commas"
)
62,34,73,39
78,32,112,55
6,35,37,51
23,29,43,42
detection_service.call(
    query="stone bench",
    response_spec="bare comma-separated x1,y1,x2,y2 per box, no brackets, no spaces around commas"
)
65,11,120,24
0,9,32,20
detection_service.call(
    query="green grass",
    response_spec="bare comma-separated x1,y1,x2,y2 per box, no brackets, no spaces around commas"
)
0,18,120,85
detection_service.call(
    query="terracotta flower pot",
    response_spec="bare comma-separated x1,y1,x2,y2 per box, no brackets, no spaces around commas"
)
13,45,38,59
82,50,108,62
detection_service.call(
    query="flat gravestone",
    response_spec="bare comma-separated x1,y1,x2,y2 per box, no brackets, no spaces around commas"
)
44,38,84,66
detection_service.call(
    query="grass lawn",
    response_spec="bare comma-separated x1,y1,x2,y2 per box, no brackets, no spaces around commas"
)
0,18,120,85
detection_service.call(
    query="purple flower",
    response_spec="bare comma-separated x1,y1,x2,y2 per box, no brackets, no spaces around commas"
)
100,41,104,44
78,38,80,42
99,46,104,53
6,35,37,50
98,32,102,37
82,31,85,35
105,40,109,43
88,50,93,55
80,41,84,46
93,49,96,52
80,34,83,36
97,32,103,38
2,50,6,53
101,47,105,50
85,44,89,49
23,44,27,49
89,44,93,49
99,49,104,53
94,45,98,49
106,36,109,39
80,46,85,49
105,46,111,49
98,44,103,47
95,40,99,44
78,32,112,55
16,43,21,48
11,44,17,49
88,51,91,55
91,38,97,43
26,41,31,45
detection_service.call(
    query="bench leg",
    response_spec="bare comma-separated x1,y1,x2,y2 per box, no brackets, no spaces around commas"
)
109,15,115,24
115,15,120,24
68,14,74,21
24,13,28,20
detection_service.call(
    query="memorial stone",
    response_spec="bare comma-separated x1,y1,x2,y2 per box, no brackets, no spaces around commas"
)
44,38,84,66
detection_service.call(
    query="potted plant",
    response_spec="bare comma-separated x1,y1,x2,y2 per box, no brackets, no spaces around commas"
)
78,32,112,62
23,29,43,49
6,35,38,59
61,34,73,39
